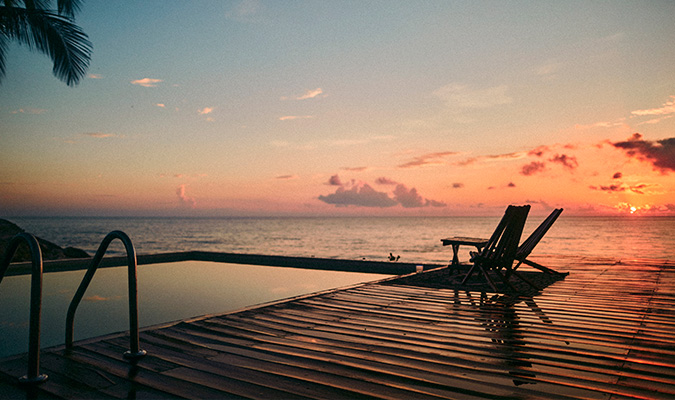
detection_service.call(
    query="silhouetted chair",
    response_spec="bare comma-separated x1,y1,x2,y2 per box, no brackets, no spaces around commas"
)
461,205,530,292
513,208,564,274
503,208,568,290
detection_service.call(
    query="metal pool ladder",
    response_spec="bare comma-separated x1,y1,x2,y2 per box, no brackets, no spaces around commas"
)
0,233,49,384
66,230,147,360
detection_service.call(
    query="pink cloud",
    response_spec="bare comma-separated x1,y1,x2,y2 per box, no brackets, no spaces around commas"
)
176,184,196,208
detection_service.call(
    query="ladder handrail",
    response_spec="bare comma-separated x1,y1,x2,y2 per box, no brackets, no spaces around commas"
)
0,233,49,384
65,230,146,360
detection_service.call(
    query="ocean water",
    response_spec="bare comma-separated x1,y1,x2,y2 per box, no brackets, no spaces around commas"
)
9,215,675,262
2,215,674,358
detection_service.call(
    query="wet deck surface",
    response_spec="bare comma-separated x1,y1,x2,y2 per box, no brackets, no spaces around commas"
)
1,255,674,399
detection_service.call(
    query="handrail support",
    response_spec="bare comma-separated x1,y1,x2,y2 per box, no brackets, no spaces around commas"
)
0,233,49,385
65,231,146,360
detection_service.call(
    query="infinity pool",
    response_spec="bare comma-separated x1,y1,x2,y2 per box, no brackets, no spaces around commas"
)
0,261,389,358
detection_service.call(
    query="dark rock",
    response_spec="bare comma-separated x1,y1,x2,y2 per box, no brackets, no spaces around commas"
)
1,218,90,262
64,246,90,259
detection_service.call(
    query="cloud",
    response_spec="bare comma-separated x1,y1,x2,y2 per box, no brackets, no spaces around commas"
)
451,182,464,189
83,132,119,138
375,177,397,185
398,151,457,169
507,182,516,188
549,154,578,170
589,182,655,194
433,83,512,110
521,161,546,176
393,184,446,208
198,107,214,115
612,133,675,173
176,184,196,208
327,175,342,186
318,184,397,208
131,78,162,87
457,151,526,167
319,179,445,208
528,145,550,157
276,174,298,180
10,108,47,114
297,88,324,100
534,60,561,76
279,115,313,121
87,74,103,79
282,88,325,101
156,103,166,108
631,95,675,116
613,172,622,179
341,166,368,172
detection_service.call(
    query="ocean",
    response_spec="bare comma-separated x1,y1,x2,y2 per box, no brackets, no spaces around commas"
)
9,215,675,262
2,215,674,358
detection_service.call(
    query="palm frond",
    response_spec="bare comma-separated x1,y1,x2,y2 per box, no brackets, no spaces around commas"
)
0,4,91,86
57,0,81,18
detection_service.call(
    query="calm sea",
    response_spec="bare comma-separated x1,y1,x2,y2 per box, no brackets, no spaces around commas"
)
9,215,675,262
2,215,674,358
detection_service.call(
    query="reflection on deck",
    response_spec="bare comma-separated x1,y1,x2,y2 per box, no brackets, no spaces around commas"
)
1,255,674,399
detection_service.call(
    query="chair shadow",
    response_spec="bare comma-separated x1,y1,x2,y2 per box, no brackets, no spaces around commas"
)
390,266,567,296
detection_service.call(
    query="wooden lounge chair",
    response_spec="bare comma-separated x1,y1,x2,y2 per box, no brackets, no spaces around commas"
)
461,205,530,292
502,208,568,290
513,208,565,274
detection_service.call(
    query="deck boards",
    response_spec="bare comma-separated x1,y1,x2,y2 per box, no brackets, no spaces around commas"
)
1,255,674,399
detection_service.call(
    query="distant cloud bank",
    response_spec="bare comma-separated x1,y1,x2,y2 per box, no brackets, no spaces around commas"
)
318,175,446,209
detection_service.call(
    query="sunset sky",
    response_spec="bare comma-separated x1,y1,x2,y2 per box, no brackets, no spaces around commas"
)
2,1,674,217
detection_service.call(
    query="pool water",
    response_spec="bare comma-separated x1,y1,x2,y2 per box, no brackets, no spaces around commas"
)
0,261,389,358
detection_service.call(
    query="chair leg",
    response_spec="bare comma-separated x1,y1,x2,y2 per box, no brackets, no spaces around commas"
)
461,264,478,285
478,265,499,292
493,268,518,293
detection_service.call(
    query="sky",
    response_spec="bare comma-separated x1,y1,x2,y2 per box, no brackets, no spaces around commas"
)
1,0,675,217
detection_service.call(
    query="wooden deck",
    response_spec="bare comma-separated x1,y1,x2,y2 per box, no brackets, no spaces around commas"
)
1,255,674,399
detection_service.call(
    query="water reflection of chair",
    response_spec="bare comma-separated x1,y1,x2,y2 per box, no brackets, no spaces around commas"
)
470,292,549,386
461,205,530,292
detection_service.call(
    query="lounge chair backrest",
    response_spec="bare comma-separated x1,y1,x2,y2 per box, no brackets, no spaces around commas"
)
516,208,563,260
478,205,530,269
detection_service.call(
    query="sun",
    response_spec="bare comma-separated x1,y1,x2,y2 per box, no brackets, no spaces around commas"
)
629,206,637,214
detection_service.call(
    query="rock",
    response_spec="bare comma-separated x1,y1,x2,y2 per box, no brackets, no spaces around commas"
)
64,246,91,259
0,218,90,262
